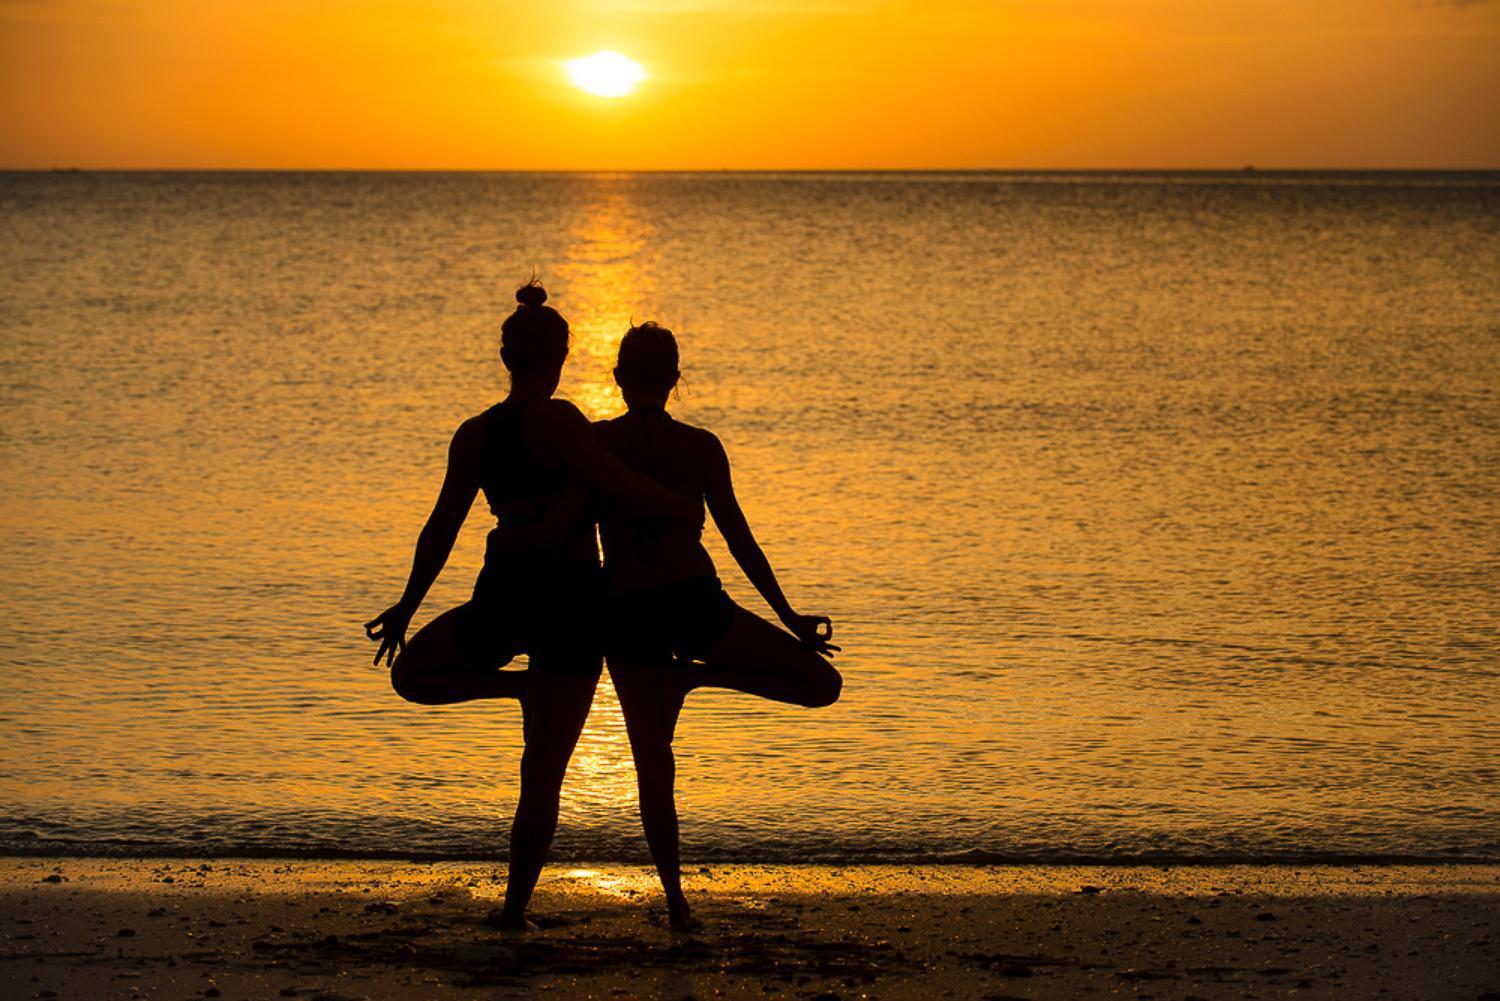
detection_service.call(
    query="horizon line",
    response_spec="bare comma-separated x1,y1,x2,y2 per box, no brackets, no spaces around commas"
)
6,165,1499,175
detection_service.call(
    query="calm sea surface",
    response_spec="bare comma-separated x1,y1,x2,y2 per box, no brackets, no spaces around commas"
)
1,171,1497,862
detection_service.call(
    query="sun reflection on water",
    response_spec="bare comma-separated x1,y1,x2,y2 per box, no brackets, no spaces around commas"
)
557,176,658,420
551,176,661,808
566,681,638,813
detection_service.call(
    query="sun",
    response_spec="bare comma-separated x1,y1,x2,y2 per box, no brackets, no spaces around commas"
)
564,51,646,98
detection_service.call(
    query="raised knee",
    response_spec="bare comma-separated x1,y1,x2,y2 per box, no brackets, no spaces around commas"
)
802,665,842,708
389,661,415,701
390,659,439,706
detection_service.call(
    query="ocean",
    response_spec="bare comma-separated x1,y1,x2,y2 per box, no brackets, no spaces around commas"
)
1,170,1496,862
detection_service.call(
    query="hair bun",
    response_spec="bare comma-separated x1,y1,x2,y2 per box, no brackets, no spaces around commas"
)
515,281,548,309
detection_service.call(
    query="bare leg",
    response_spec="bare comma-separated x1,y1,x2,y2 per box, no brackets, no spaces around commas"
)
607,608,840,927
687,605,842,708
609,660,694,929
499,668,600,928
605,605,839,929
390,606,526,706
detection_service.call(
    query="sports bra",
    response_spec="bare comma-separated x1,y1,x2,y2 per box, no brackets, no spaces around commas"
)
478,397,568,518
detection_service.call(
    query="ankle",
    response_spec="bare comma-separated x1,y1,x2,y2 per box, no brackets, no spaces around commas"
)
495,907,537,932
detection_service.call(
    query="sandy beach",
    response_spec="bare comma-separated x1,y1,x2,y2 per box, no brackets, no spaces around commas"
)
3,858,1496,1000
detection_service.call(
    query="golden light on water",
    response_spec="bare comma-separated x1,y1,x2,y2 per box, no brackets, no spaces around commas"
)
544,176,660,803
560,177,657,420
563,682,640,811
564,52,646,98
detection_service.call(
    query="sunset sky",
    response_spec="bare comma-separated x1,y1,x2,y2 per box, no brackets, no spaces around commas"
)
2,0,1497,170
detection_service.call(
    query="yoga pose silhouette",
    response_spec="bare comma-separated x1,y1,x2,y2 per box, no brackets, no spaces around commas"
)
560,321,843,929
364,282,695,930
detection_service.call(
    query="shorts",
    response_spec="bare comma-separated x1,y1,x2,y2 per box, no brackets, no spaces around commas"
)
606,576,737,664
450,559,604,678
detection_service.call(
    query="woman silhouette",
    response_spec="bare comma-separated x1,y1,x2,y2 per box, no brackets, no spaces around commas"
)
490,321,842,928
595,322,844,929
364,282,694,930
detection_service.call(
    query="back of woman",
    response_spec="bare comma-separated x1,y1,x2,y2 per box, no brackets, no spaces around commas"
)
366,283,701,933
594,410,716,593
594,319,843,932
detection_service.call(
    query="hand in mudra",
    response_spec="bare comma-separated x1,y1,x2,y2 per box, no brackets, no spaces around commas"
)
782,612,840,656
365,603,412,667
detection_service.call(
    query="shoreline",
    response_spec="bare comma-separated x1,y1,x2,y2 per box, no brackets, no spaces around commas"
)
7,848,1498,866
4,858,1496,1000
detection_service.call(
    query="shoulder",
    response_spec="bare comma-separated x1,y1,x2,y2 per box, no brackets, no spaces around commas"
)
532,398,590,426
452,413,487,449
593,414,626,443
674,421,727,464
447,414,487,467
524,398,593,442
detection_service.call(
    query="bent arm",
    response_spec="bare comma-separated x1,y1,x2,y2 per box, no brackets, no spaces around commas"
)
395,420,482,614
535,401,698,519
703,438,837,655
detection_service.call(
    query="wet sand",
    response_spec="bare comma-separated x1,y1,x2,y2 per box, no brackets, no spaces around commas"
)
3,859,1496,1000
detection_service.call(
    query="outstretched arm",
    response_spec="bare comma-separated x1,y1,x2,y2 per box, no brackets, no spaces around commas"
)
533,401,698,520
364,419,483,665
703,435,838,655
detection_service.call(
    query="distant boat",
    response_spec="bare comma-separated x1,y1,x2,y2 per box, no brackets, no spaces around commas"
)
1242,165,1258,173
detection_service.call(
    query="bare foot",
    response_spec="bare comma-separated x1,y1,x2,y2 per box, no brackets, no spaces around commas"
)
497,913,540,933
667,899,699,932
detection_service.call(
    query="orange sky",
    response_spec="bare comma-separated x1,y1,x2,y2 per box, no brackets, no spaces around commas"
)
1,0,1497,169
